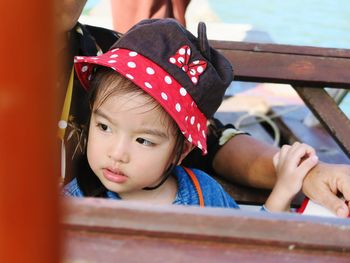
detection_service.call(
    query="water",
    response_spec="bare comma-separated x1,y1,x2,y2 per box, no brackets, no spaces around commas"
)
208,0,350,115
340,92,350,116
85,0,350,48
208,0,350,49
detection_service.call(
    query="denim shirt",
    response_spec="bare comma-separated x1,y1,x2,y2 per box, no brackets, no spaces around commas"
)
63,166,240,209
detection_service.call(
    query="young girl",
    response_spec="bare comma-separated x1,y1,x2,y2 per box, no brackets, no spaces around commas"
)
63,18,318,212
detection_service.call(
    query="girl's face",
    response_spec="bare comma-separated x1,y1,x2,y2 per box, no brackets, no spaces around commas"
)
87,85,182,196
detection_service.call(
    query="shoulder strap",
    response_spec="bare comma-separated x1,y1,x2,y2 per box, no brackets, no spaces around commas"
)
57,67,74,182
182,167,204,207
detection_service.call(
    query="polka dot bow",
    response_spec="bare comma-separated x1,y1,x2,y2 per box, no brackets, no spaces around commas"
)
74,48,208,154
169,45,207,85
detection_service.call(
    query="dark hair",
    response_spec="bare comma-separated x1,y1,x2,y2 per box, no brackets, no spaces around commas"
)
76,67,186,196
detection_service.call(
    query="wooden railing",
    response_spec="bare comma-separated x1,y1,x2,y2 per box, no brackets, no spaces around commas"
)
63,41,350,262
210,40,350,204
211,40,350,158
63,198,350,262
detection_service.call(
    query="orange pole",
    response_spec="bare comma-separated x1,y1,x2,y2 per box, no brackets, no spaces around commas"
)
0,1,60,263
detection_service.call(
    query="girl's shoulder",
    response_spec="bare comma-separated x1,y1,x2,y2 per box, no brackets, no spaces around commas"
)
174,166,239,208
62,178,84,197
62,178,120,200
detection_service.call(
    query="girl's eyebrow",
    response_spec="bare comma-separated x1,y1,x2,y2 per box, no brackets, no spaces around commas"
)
137,128,168,138
94,109,169,138
94,108,113,123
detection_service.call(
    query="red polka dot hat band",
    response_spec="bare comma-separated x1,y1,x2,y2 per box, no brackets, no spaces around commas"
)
74,18,234,154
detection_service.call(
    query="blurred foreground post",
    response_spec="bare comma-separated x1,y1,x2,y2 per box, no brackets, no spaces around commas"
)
0,1,60,262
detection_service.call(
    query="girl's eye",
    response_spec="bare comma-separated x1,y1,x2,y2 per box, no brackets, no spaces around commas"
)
136,138,154,146
97,123,110,132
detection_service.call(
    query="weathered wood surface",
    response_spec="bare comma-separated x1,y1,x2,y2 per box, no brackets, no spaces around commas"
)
211,40,350,158
62,198,350,263
294,87,350,158
211,40,350,88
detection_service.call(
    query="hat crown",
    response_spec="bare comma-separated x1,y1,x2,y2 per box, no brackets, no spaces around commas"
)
74,18,234,153
111,18,233,118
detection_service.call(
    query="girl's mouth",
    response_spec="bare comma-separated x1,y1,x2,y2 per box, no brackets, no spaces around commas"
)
102,168,128,183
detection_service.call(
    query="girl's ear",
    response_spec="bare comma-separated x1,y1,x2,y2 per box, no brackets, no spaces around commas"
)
177,140,195,165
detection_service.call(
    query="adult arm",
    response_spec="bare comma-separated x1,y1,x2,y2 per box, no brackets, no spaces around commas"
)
212,134,278,189
213,134,350,217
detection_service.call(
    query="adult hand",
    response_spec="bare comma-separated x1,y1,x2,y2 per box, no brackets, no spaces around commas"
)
302,162,350,217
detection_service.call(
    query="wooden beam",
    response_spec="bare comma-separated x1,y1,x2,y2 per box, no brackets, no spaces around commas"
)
294,86,350,158
211,40,350,88
63,198,350,263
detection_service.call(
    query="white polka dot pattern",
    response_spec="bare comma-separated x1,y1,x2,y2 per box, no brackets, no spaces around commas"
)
175,103,181,112
144,82,152,89
146,67,155,75
126,74,134,80
127,61,136,68
74,48,208,153
169,57,176,63
161,92,168,100
164,76,172,84
168,45,207,85
179,87,187,96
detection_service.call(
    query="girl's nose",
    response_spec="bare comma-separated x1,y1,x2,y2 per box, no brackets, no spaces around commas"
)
108,137,130,163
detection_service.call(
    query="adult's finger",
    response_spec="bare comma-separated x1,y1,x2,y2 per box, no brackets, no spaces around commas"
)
322,194,349,217
313,185,349,218
303,163,350,218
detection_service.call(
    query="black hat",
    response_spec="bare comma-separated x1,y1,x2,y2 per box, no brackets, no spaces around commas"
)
74,18,233,154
